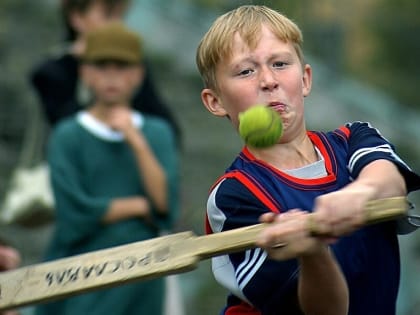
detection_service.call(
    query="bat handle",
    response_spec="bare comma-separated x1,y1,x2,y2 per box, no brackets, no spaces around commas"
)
197,197,409,256
363,196,409,223
305,196,409,236
274,197,410,248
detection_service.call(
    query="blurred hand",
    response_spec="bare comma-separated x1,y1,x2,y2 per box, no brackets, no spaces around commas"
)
106,106,147,149
257,210,325,261
0,245,21,314
107,106,135,134
0,245,20,272
311,188,371,237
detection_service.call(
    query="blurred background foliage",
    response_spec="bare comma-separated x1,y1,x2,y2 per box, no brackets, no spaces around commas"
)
0,1,419,315
249,0,420,109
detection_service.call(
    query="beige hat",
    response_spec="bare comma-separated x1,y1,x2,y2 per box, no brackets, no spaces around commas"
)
82,22,142,64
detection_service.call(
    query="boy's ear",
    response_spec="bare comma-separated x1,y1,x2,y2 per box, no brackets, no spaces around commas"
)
201,88,228,117
302,64,312,97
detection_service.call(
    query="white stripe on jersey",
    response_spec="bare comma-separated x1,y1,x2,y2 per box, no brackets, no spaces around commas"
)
207,180,227,233
212,255,251,303
236,248,266,284
207,179,268,302
348,144,410,173
237,248,267,290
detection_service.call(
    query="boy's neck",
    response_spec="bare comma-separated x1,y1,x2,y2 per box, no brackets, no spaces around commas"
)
250,133,319,171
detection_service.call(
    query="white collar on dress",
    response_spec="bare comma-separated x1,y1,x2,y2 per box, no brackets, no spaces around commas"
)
76,110,144,142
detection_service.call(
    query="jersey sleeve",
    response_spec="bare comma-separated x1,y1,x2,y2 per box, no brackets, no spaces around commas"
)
206,177,301,313
344,122,420,192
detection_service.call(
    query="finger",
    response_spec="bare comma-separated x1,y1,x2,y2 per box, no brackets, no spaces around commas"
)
265,233,322,261
259,212,277,223
309,212,333,236
256,222,288,248
0,247,20,271
273,209,306,222
257,211,307,248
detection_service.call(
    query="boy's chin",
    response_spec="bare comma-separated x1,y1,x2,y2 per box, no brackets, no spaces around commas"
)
100,98,129,107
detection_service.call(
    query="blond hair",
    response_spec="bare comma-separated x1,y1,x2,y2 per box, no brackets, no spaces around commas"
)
196,5,304,90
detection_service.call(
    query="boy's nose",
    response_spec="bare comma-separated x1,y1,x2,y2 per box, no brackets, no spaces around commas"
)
259,67,279,91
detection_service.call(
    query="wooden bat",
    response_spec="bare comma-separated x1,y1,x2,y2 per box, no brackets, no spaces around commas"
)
0,196,409,311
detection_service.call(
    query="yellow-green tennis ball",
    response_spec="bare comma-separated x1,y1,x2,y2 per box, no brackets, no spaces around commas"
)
238,105,283,148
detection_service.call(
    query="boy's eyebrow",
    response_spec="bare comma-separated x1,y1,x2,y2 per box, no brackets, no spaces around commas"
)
231,51,296,66
270,51,295,59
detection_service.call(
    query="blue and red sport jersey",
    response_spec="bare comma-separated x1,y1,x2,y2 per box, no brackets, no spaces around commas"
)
205,122,420,315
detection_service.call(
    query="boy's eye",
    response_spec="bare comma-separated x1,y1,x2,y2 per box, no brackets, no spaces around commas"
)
273,61,287,68
238,69,254,76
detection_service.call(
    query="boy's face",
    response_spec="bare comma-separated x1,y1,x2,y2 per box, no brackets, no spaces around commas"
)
201,24,312,141
81,61,143,106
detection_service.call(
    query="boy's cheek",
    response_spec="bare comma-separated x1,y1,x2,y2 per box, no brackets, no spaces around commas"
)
80,66,97,88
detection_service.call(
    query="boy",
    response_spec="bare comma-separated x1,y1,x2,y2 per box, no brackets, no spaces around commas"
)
35,22,179,315
197,5,420,315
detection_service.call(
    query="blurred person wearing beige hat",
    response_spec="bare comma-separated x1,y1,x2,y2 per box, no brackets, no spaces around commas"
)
30,0,181,144
35,22,180,315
